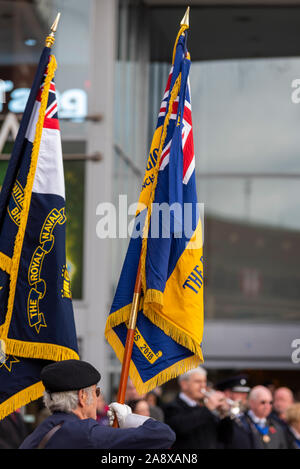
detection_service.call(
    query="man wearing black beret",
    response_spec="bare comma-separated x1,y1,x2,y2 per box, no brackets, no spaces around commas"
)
19,360,175,449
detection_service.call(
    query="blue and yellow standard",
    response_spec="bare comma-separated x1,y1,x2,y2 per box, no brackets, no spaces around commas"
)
105,8,204,394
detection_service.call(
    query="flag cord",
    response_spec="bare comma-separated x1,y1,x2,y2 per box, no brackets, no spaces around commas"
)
172,25,189,64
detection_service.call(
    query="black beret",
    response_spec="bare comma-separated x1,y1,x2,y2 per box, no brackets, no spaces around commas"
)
41,359,101,392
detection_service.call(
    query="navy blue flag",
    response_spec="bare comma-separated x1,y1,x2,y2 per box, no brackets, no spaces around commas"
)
0,344,50,420
0,46,79,419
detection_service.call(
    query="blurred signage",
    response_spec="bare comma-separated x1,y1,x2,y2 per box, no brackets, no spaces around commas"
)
0,80,87,121
0,113,19,153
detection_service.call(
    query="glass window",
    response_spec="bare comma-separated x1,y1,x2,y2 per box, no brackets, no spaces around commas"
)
191,58,300,322
148,55,300,323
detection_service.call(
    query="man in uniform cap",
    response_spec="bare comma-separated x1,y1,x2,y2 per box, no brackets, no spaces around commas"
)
19,360,175,449
216,374,251,409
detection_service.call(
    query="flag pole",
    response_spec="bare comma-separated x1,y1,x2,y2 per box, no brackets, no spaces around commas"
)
112,259,141,426
113,6,190,426
116,259,142,402
45,12,61,48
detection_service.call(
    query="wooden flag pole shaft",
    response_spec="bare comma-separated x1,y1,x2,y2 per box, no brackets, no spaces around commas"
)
113,258,142,427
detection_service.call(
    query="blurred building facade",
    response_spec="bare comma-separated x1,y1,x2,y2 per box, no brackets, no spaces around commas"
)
0,0,300,401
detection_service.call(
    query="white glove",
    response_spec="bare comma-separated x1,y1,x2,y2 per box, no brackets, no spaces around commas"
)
107,402,132,428
108,402,151,429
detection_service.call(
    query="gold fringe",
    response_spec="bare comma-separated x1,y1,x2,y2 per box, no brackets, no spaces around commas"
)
0,381,45,421
3,338,79,362
0,56,62,363
144,289,163,308
104,304,132,340
105,327,203,395
132,354,202,395
105,297,203,361
140,74,182,297
142,305,203,359
0,252,12,275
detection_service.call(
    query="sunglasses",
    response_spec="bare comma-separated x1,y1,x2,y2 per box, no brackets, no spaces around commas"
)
260,400,273,405
96,387,101,398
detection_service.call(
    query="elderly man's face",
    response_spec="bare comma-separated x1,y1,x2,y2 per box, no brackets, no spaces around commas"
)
249,389,273,419
180,372,207,401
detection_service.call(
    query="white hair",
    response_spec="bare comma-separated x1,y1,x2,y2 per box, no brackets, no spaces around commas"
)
178,367,207,383
248,385,271,402
43,386,94,414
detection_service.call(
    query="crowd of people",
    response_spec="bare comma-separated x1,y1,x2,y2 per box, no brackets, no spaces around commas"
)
0,365,299,449
112,368,300,449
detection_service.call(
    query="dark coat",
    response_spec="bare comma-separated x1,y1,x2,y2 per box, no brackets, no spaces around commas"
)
19,411,175,449
163,395,233,449
226,412,288,449
0,412,29,449
285,427,300,450
269,411,296,449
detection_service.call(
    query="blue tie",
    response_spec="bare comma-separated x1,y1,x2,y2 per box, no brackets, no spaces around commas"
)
254,423,269,436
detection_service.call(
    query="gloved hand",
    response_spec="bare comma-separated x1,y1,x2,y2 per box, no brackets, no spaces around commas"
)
108,402,151,428
107,402,132,428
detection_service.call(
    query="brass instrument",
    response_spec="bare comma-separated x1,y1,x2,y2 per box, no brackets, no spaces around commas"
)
201,388,242,418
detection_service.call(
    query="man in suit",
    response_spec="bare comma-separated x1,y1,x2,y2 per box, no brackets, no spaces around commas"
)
269,387,295,445
164,367,233,449
228,385,288,449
